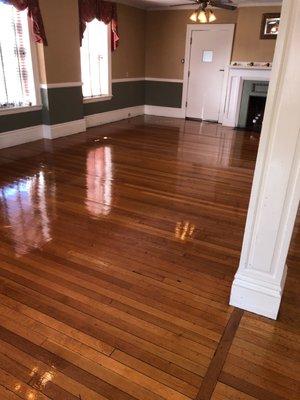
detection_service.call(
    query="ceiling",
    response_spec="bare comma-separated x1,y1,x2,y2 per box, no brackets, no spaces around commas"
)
118,0,282,10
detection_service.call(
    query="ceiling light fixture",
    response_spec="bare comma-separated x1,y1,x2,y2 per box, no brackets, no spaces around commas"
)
189,1,217,24
208,9,217,22
198,10,208,23
189,10,198,22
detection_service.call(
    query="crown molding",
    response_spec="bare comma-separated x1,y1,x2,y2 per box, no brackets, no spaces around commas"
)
115,0,147,10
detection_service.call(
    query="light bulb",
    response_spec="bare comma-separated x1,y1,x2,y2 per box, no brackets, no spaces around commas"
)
208,10,217,23
189,11,198,22
198,10,207,23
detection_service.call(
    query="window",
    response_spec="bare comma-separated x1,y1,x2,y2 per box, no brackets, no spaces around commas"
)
0,3,37,110
80,19,110,99
202,50,213,63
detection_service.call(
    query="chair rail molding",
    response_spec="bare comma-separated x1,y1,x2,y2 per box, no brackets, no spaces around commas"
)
230,0,300,319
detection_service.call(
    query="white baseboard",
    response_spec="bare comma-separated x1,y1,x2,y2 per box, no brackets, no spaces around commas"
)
230,265,288,319
85,105,144,128
0,105,187,149
43,119,86,139
0,125,42,149
144,105,185,118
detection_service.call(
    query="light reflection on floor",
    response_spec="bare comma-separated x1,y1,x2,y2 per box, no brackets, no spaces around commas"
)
86,146,112,218
12,364,56,399
0,170,56,256
175,221,196,242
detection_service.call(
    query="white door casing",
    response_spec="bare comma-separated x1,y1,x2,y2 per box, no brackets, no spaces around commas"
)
182,24,235,121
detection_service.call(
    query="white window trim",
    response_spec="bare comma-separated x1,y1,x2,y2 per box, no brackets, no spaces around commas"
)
0,13,41,116
0,104,42,116
83,94,113,104
107,25,112,98
82,21,112,100
28,17,42,107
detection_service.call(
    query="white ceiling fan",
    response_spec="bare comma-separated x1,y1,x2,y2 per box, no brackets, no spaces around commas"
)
170,0,237,23
170,0,236,10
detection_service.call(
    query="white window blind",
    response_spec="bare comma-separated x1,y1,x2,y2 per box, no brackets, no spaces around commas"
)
80,19,109,98
0,3,36,109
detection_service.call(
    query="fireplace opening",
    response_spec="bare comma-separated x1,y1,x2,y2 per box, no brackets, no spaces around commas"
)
246,95,267,132
237,80,269,133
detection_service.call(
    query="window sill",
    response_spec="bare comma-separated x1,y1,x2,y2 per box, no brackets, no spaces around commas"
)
0,105,42,116
83,95,113,104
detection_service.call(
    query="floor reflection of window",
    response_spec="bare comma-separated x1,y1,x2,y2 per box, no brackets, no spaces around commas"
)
0,171,55,256
86,146,112,217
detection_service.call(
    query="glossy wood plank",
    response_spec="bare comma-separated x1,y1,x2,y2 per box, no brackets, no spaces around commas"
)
211,382,259,400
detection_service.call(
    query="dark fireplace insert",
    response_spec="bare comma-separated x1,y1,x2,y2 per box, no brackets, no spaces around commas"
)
237,80,269,133
246,95,267,132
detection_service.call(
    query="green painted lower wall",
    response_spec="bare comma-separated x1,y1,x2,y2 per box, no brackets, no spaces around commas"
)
41,86,84,125
84,80,183,116
145,81,183,108
0,80,184,135
83,81,145,116
0,110,42,133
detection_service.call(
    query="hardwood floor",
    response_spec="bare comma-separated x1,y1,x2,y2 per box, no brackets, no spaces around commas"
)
213,210,300,400
0,116,298,400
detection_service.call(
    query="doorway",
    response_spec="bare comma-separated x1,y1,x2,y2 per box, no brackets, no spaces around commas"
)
183,24,234,122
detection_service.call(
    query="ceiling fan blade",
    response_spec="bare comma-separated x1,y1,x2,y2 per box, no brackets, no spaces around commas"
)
168,0,236,10
209,1,237,10
169,2,198,6
168,1,236,9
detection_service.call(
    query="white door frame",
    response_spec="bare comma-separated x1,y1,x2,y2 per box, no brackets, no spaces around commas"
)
181,24,235,120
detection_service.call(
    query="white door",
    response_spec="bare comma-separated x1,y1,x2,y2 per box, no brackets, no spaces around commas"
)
186,26,234,121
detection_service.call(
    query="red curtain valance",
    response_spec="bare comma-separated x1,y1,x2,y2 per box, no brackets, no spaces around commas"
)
78,0,119,51
5,0,48,45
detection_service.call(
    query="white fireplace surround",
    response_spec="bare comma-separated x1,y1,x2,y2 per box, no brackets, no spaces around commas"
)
220,66,272,128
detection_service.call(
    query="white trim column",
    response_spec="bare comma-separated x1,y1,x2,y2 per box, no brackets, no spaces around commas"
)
230,0,300,319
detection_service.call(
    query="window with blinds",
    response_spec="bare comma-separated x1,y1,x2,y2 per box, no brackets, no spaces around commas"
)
0,3,37,110
80,20,110,98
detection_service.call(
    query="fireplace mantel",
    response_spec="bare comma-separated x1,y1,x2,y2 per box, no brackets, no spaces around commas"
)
221,66,272,128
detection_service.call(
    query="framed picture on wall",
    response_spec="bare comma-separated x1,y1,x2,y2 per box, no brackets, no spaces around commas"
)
260,13,281,39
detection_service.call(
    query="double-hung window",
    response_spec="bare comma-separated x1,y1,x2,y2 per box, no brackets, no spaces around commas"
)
80,20,111,100
0,2,38,110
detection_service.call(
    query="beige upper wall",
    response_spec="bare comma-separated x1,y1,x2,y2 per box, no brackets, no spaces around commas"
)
35,2,281,84
112,4,146,79
37,2,145,84
232,6,281,62
145,9,237,80
38,0,81,84
145,6,281,80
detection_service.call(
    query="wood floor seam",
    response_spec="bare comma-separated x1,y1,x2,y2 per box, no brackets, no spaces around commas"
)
196,307,244,400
